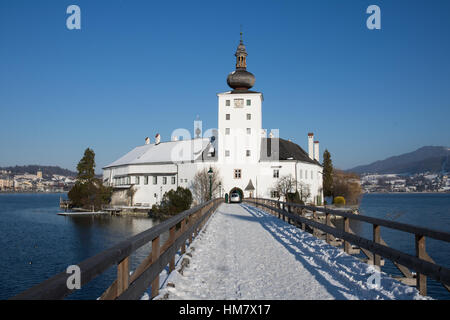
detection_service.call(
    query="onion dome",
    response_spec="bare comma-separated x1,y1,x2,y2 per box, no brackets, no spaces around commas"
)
227,32,255,90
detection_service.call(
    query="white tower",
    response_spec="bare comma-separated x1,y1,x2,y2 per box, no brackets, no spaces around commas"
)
218,32,263,165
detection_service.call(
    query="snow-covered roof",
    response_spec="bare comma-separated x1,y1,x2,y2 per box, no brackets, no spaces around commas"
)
104,138,211,168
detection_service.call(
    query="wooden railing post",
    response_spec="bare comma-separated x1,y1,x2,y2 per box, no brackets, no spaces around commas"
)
301,209,306,231
169,226,176,272
344,217,351,253
151,236,160,298
194,208,201,237
277,202,281,219
287,204,291,224
181,218,186,254
312,210,318,236
373,224,381,267
325,213,332,244
415,234,427,296
117,256,129,296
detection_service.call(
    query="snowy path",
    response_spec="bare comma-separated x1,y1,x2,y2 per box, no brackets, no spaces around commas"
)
154,203,426,300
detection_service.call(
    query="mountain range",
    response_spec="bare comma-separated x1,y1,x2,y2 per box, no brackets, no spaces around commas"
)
348,146,450,175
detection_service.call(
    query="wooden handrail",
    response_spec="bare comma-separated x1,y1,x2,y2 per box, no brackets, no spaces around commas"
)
246,198,450,296
252,198,450,243
11,198,223,300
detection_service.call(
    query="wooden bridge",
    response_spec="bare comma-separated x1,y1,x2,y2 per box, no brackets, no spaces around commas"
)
11,198,450,299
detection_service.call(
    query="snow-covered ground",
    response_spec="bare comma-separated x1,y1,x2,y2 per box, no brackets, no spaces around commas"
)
146,203,428,300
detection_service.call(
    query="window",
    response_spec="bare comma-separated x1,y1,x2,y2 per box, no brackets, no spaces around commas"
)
246,128,251,134
153,176,157,185
225,150,230,157
171,176,176,184
246,150,251,157
271,191,280,198
144,176,148,185
135,176,140,185
246,113,251,120
311,171,313,179
234,169,242,179
163,177,167,185
246,99,251,106
226,114,230,120
225,128,230,135
225,100,230,106
300,169,303,179
273,169,279,178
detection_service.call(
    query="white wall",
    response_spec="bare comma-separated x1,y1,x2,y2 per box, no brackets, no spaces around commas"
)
217,92,263,165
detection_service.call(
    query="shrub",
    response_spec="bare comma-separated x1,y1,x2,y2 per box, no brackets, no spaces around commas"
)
151,187,193,218
333,196,346,206
287,191,304,205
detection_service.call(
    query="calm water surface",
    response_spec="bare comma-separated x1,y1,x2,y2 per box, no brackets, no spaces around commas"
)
0,193,159,299
340,193,450,300
0,193,449,299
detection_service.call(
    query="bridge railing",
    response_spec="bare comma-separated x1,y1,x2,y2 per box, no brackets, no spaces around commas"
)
244,198,450,296
12,198,223,300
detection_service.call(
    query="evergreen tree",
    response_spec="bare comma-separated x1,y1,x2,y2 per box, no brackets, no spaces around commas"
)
76,148,96,182
68,148,112,210
323,149,333,197
151,187,193,218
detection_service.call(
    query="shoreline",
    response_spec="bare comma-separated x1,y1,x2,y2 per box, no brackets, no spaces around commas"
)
0,191,67,195
363,191,450,195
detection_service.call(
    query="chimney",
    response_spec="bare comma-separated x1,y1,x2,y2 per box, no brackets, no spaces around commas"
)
314,141,320,162
308,133,314,159
155,133,161,145
145,137,150,145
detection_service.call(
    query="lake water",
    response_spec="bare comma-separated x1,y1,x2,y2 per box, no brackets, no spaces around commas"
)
336,193,450,300
0,193,159,300
0,193,449,300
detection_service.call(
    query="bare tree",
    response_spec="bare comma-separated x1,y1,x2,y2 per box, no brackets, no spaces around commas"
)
126,186,137,206
298,181,311,203
191,166,222,204
273,175,298,202
332,169,362,205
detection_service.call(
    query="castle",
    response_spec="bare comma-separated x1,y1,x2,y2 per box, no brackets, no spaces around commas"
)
103,35,323,206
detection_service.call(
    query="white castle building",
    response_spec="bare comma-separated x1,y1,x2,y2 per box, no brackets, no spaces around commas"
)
103,35,323,207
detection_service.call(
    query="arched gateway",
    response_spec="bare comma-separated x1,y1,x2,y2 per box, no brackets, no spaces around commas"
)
229,187,244,202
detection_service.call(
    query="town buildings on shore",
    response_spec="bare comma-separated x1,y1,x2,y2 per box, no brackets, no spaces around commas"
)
103,36,324,207
0,169,75,193
361,173,450,193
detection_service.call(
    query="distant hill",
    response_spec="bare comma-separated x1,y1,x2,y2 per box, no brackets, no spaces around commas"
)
348,146,450,175
0,165,76,177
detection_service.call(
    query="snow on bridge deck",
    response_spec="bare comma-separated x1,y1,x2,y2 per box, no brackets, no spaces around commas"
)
153,203,426,300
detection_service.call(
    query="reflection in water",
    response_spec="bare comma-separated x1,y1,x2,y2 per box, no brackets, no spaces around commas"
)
67,215,161,266
0,193,165,299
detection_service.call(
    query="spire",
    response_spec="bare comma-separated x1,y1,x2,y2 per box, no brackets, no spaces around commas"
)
235,29,247,70
227,31,255,91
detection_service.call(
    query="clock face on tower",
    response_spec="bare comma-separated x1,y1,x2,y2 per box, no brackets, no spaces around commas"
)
234,99,244,108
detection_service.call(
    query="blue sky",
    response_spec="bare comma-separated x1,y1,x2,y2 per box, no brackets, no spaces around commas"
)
1,0,449,173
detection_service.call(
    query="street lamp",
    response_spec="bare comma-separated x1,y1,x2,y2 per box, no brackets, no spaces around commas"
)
207,167,213,200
